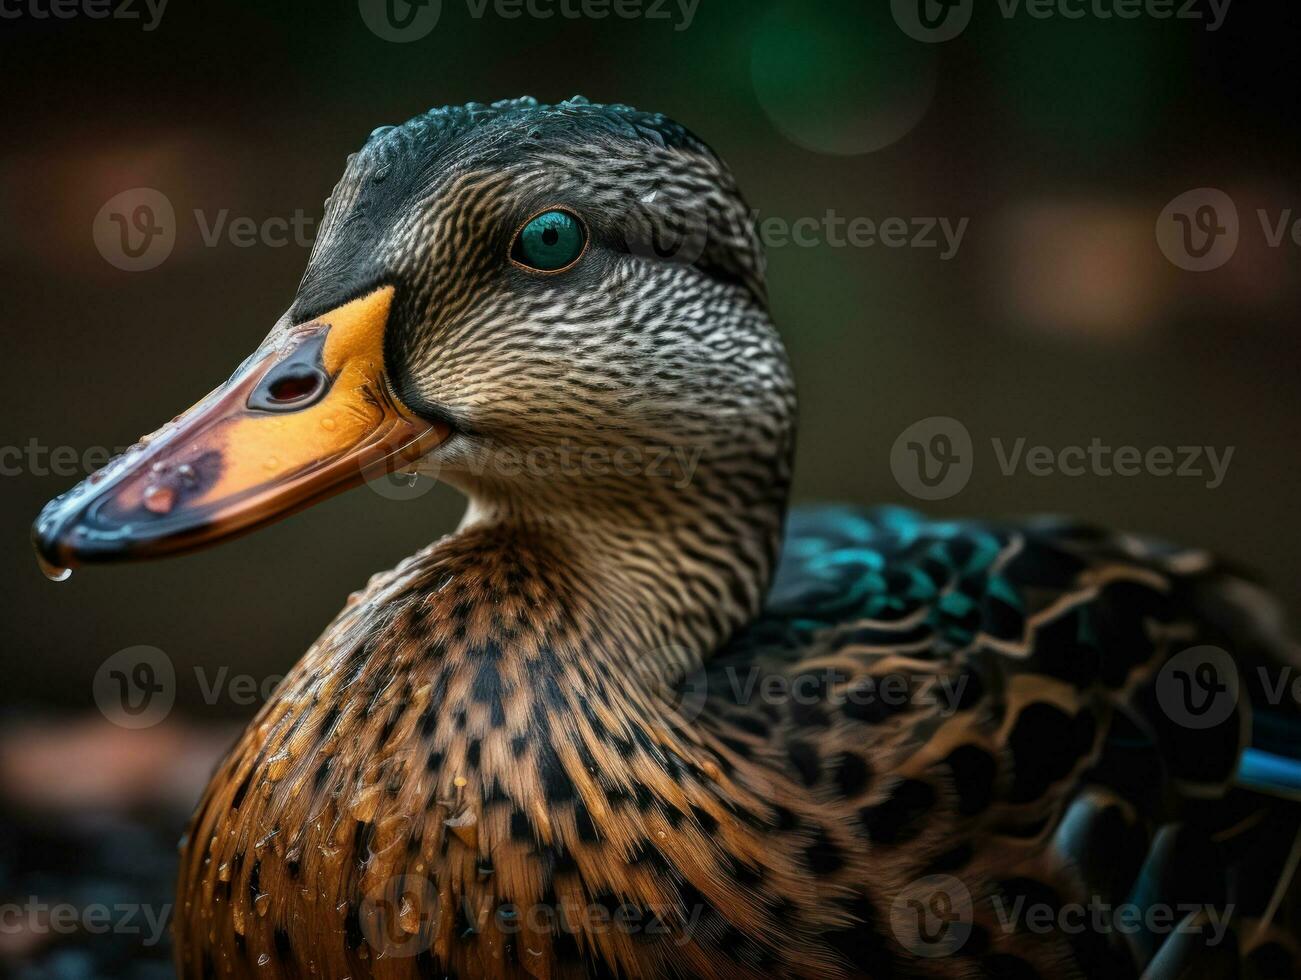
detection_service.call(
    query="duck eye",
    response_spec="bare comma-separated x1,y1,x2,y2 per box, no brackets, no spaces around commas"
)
511,209,587,273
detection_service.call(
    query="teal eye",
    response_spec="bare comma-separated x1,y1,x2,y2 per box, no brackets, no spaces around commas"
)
511,209,587,272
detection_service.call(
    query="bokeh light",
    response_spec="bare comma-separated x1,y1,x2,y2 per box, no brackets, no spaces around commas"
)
750,0,937,155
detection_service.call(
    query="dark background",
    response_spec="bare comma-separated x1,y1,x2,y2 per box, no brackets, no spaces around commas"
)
0,0,1298,973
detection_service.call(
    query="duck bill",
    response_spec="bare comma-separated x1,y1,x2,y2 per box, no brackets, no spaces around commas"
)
33,286,448,570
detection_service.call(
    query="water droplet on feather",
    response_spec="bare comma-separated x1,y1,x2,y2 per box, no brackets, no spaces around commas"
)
398,896,421,934
446,808,478,848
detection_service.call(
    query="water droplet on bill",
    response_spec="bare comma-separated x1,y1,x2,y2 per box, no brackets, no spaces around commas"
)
36,554,72,582
143,485,176,515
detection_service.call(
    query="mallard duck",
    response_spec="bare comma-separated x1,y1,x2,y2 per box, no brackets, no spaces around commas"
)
34,97,1301,979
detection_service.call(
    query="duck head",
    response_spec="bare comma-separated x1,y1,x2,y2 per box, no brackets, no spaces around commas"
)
34,97,795,631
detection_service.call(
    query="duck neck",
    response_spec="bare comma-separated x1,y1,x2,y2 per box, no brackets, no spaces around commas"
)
440,450,791,688
447,504,770,681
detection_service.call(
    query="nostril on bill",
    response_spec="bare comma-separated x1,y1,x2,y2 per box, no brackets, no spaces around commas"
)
247,333,332,412
268,371,322,403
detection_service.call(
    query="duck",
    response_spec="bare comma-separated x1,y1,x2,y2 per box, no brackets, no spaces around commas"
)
33,96,1301,980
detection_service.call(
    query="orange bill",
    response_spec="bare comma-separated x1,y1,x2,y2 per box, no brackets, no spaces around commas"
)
33,286,448,570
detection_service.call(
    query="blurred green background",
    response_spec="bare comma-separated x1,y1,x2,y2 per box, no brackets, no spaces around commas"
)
2,6,1300,735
